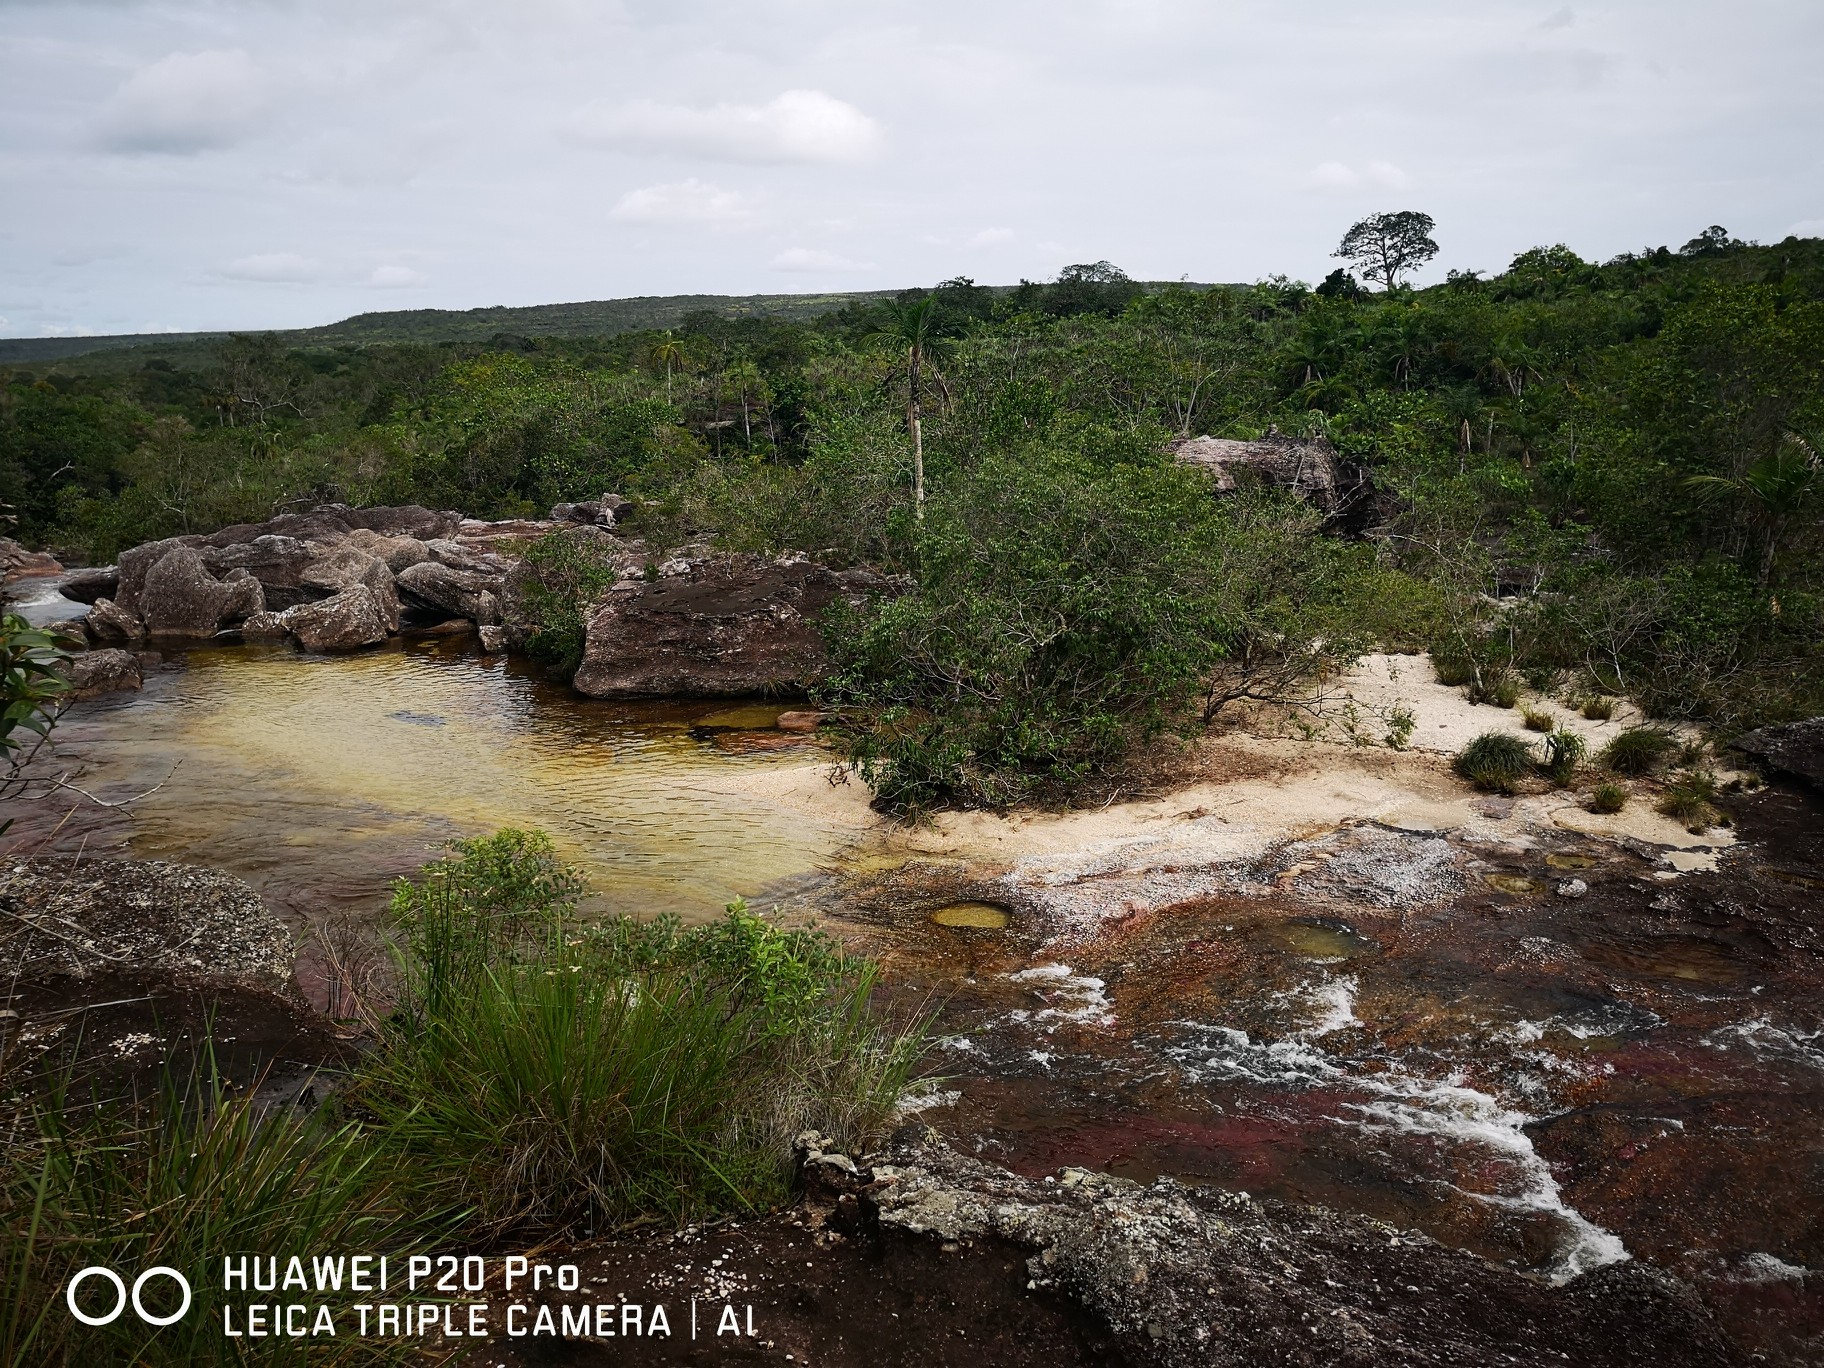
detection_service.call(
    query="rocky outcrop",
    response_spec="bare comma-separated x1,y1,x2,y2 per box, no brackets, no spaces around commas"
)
551,492,633,528
797,1134,1733,1368
61,647,141,699
1173,434,1374,528
0,537,62,583
1733,717,1824,790
573,554,898,698
136,547,265,637
396,560,503,623
0,857,294,996
280,585,391,652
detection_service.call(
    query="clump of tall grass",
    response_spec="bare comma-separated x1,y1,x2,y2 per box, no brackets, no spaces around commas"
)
1601,726,1677,776
1589,782,1628,814
1468,670,1521,708
1540,728,1587,787
2,1066,434,1367
1453,732,1534,793
355,831,927,1238
1580,695,1616,722
1657,767,1724,832
1522,705,1556,733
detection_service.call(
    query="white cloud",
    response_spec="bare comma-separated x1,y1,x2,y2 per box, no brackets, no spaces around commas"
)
569,90,883,165
770,247,873,272
94,49,270,154
966,226,1016,248
218,253,323,283
1305,160,1413,192
37,323,97,337
367,265,427,288
609,179,759,225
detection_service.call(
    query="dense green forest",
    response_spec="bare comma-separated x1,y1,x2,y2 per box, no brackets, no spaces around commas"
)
5,234,1821,806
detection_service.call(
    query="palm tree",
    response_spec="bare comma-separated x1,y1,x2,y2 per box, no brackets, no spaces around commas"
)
869,297,946,518
651,331,687,405
1686,430,1823,586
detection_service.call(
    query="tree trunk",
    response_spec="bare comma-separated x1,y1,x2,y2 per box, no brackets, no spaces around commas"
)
909,344,925,519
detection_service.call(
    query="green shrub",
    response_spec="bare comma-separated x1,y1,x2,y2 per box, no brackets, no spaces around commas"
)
1468,670,1521,708
1540,728,1587,787
1657,767,1723,831
516,528,627,678
1589,782,1628,813
358,838,925,1237
1453,731,1534,793
1433,653,1476,687
1384,704,1416,750
1602,726,1677,775
1580,695,1616,721
1522,705,1555,732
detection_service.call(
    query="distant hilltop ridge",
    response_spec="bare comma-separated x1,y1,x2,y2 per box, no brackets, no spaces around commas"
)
0,290,905,366
0,279,1216,368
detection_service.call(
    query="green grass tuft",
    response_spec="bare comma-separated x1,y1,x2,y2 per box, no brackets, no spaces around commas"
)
1589,782,1628,814
1657,767,1723,831
1540,728,1587,787
1580,695,1616,721
1601,726,1677,776
1453,731,1535,793
1522,706,1555,732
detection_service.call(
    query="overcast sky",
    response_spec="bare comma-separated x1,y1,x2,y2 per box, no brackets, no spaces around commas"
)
1,0,1820,338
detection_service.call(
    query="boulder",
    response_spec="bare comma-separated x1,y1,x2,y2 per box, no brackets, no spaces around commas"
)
115,535,202,609
202,534,319,607
280,585,390,653
1733,718,1824,790
423,539,499,574
572,554,895,698
1173,434,1374,527
137,547,265,637
344,527,430,573
331,503,462,541
396,561,504,621
58,565,119,605
62,648,141,699
83,597,147,644
240,611,291,639
478,625,506,653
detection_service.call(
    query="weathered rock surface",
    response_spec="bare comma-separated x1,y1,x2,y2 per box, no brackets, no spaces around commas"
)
396,560,504,621
82,596,147,644
1733,717,1824,790
240,611,290,638
61,647,142,698
0,536,62,583
280,584,390,652
0,857,294,995
797,1134,1733,1368
58,564,119,605
1173,434,1374,526
573,554,897,698
137,546,266,637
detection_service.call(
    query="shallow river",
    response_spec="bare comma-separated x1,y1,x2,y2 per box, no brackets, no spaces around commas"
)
5,640,851,925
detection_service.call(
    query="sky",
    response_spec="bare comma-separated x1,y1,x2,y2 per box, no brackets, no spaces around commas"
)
1,0,1820,338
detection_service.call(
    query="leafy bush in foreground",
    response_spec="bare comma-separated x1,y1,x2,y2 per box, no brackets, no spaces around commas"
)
358,832,924,1236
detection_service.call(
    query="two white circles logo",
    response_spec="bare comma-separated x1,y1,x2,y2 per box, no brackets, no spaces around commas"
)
65,1266,192,1326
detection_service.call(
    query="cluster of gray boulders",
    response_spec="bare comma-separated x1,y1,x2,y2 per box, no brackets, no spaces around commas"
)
63,504,522,655
1172,433,1379,532
35,493,903,703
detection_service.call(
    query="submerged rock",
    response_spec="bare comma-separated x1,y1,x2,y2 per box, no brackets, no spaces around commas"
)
573,554,897,698
61,647,141,698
